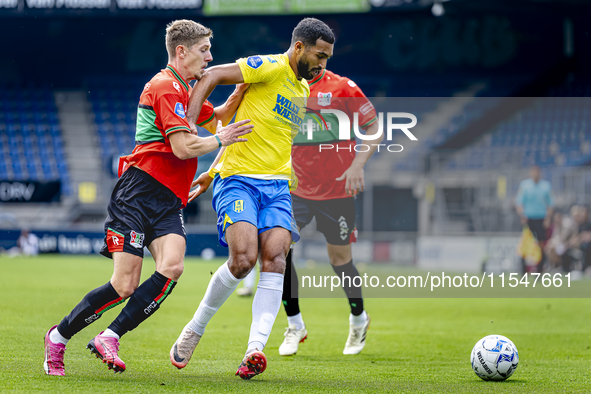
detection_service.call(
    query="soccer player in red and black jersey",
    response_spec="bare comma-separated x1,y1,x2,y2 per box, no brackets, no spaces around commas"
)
279,68,382,356
43,20,253,376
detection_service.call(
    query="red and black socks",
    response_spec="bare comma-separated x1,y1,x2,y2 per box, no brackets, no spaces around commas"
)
56,282,124,340
107,271,176,337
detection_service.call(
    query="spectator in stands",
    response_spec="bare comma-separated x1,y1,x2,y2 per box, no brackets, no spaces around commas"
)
579,207,591,274
17,229,39,256
516,166,554,272
562,206,591,273
544,209,577,270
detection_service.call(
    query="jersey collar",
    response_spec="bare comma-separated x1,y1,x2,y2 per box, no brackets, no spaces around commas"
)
308,69,326,87
166,65,189,93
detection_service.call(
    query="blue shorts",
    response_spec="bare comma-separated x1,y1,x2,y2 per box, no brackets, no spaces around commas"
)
212,175,300,247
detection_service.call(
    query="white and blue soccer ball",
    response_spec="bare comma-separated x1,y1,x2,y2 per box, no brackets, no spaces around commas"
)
470,335,519,381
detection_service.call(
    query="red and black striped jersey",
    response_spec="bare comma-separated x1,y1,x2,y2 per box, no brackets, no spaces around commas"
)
292,69,377,200
119,65,215,207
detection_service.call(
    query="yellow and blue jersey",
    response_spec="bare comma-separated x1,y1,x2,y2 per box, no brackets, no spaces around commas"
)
215,53,309,180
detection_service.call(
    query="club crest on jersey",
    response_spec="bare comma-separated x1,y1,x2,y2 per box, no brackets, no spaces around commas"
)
246,56,263,69
174,102,186,119
317,92,332,107
234,200,244,213
130,230,144,249
173,81,181,92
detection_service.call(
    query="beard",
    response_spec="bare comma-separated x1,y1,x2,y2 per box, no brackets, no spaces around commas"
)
297,56,320,80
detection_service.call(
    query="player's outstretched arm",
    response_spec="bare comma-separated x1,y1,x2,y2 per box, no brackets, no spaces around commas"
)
215,84,250,126
200,83,249,134
169,119,252,160
336,121,383,196
187,64,245,127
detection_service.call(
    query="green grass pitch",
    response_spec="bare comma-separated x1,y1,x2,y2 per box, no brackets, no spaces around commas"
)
1,254,590,393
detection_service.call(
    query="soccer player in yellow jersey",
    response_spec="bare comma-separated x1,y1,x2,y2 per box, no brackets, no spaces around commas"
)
170,18,335,379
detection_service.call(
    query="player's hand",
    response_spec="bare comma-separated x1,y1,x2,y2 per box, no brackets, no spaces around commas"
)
336,163,364,196
188,172,214,203
189,123,199,135
216,119,253,146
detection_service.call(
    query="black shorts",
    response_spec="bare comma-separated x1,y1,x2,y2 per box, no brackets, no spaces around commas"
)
100,166,186,259
527,218,549,243
292,194,357,246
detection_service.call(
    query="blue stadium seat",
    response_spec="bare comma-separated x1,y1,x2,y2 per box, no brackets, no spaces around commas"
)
0,87,71,192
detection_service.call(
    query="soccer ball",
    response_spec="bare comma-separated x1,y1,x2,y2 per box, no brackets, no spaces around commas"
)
470,335,519,381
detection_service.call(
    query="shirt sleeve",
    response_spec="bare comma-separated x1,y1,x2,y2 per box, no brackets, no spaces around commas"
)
196,100,215,128
343,79,378,129
236,55,282,84
153,91,192,137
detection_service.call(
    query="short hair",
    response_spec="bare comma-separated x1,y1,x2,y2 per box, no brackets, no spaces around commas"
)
166,20,212,59
291,18,335,48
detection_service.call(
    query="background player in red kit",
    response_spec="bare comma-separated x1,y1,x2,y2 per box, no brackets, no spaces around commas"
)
43,19,252,376
279,68,382,356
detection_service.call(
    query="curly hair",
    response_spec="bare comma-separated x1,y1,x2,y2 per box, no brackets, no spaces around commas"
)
291,18,335,48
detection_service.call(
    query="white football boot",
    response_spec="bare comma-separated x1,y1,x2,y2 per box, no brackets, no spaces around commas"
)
278,325,308,356
343,315,370,355
170,325,202,369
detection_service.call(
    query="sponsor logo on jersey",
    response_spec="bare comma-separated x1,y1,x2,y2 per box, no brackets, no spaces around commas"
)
359,102,374,116
246,56,263,69
273,94,303,126
174,102,186,119
317,92,332,106
234,200,244,213
130,230,144,249
173,81,181,92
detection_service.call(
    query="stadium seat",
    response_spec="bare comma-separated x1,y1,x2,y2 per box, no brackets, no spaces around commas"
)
0,87,71,194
